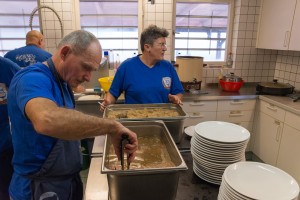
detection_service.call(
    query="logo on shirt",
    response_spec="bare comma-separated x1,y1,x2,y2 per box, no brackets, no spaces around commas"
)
162,77,171,89
0,83,8,104
16,54,37,66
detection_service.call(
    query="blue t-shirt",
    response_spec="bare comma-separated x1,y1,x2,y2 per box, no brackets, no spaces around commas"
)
0,57,20,153
7,62,74,200
4,45,52,68
109,55,184,104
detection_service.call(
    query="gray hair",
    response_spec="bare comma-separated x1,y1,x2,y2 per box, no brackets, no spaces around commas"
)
140,25,169,52
57,30,99,55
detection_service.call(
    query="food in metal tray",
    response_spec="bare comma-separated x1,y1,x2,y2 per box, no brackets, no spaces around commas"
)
107,134,175,170
107,108,180,119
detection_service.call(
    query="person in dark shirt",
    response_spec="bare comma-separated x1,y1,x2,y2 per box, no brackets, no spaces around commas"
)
0,56,20,200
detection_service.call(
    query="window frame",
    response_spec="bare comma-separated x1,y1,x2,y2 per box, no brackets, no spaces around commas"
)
79,0,138,62
0,0,40,56
174,0,234,67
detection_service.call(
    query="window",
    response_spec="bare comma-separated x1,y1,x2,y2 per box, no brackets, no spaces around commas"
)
175,0,233,65
79,0,138,62
0,0,39,56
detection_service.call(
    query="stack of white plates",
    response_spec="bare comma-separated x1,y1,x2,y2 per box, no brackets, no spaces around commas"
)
218,161,300,200
191,121,250,185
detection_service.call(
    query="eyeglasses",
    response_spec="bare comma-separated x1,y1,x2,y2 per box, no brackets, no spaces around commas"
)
155,42,167,48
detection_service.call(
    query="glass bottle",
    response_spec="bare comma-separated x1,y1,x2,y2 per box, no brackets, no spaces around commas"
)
226,52,233,67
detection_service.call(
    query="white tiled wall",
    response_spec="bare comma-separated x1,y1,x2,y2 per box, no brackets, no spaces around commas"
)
141,0,174,61
203,0,277,84
275,51,300,90
39,0,300,90
38,0,80,54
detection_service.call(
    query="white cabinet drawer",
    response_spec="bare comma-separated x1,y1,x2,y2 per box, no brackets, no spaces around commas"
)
182,101,217,112
285,111,300,131
218,99,256,111
217,110,254,122
259,100,286,121
184,111,216,127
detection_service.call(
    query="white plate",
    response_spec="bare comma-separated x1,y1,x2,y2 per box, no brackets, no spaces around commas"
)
224,161,300,200
195,121,250,143
184,126,195,137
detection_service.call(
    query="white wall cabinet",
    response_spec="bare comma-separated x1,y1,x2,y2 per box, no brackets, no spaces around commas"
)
256,0,300,50
289,1,300,50
253,100,285,165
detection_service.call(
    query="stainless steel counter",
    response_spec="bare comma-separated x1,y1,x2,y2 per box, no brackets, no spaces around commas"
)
85,157,108,200
91,135,105,157
76,83,258,106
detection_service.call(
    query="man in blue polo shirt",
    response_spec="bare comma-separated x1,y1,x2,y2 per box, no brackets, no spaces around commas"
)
4,30,51,68
7,30,138,200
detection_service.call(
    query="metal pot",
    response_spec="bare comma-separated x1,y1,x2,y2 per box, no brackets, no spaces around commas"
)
176,56,203,82
222,73,243,82
256,79,294,95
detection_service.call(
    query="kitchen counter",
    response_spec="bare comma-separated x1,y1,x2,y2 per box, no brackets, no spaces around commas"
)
91,135,105,156
85,157,108,200
182,83,258,101
76,83,258,105
259,95,300,115
75,83,300,116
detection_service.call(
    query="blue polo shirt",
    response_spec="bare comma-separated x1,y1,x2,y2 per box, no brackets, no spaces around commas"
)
109,55,184,104
0,57,20,153
4,45,52,68
7,62,74,199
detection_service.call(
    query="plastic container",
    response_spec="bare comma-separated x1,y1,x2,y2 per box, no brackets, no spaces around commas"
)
98,76,114,92
103,51,109,68
226,52,233,67
108,50,114,70
115,53,120,69
219,79,244,92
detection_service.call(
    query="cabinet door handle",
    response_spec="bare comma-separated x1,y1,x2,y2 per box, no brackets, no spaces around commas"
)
230,101,244,105
190,103,204,106
229,114,244,117
275,120,281,141
189,112,204,118
284,31,290,47
189,115,204,118
266,105,277,112
229,111,243,117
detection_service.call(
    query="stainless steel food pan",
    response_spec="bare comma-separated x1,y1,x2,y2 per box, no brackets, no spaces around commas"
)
101,120,188,200
103,103,188,143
